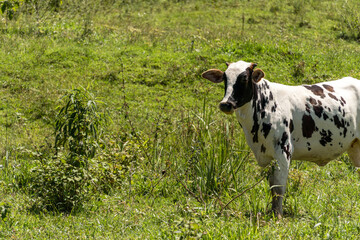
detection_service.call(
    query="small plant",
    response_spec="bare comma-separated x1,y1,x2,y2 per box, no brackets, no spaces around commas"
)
0,202,11,221
55,87,108,164
292,61,306,80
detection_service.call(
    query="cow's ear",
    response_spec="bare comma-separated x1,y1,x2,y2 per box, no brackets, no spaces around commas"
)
252,69,265,83
201,69,224,83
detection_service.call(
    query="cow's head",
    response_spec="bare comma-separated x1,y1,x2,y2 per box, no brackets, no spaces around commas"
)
202,61,265,114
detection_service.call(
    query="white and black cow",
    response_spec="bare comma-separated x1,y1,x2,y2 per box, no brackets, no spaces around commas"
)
202,60,360,217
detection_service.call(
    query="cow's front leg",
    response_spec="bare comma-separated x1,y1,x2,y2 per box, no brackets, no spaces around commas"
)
268,155,290,218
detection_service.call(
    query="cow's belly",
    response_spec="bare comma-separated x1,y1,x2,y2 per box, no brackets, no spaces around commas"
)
291,139,353,165
292,148,346,165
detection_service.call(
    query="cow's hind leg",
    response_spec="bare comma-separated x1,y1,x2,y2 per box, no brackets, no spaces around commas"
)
347,139,360,167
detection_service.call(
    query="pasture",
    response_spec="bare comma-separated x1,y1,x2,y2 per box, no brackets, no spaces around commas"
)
1,0,360,238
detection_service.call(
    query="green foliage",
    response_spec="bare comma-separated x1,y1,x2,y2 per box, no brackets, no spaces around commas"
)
55,87,108,162
88,159,124,194
22,154,124,213
0,0,22,20
0,202,11,221
337,1,360,41
27,156,91,213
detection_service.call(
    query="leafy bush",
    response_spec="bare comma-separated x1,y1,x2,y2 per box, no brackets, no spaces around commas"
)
26,155,126,213
28,156,91,213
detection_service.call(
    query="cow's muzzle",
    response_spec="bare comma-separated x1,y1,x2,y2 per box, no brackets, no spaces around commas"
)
219,102,235,114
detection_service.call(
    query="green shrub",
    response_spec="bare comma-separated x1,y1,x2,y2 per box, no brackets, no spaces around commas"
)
26,155,126,213
28,156,91,213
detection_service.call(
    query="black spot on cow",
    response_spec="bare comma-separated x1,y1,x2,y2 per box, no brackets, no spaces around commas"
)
309,97,317,105
269,91,273,101
302,114,316,138
317,100,322,106
264,81,270,89
251,84,260,143
260,93,269,109
271,103,278,112
313,105,324,118
307,142,311,151
305,104,311,113
333,115,347,138
262,122,272,138
323,112,329,120
328,93,338,101
304,85,326,98
261,144,266,153
261,110,266,119
319,129,333,146
251,117,260,143
280,132,291,159
289,119,294,133
283,119,289,127
323,84,335,92
340,96,346,105
333,115,343,128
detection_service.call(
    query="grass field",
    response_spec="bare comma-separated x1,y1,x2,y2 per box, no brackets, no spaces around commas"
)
2,0,360,239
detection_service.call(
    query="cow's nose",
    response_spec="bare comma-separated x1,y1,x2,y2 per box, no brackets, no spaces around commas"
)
219,102,235,114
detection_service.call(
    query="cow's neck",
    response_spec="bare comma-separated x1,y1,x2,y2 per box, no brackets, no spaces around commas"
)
235,79,275,144
235,101,254,130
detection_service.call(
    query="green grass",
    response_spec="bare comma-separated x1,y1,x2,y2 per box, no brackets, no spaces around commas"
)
2,0,360,238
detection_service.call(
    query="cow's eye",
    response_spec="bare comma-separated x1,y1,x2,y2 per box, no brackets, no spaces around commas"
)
237,72,248,82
